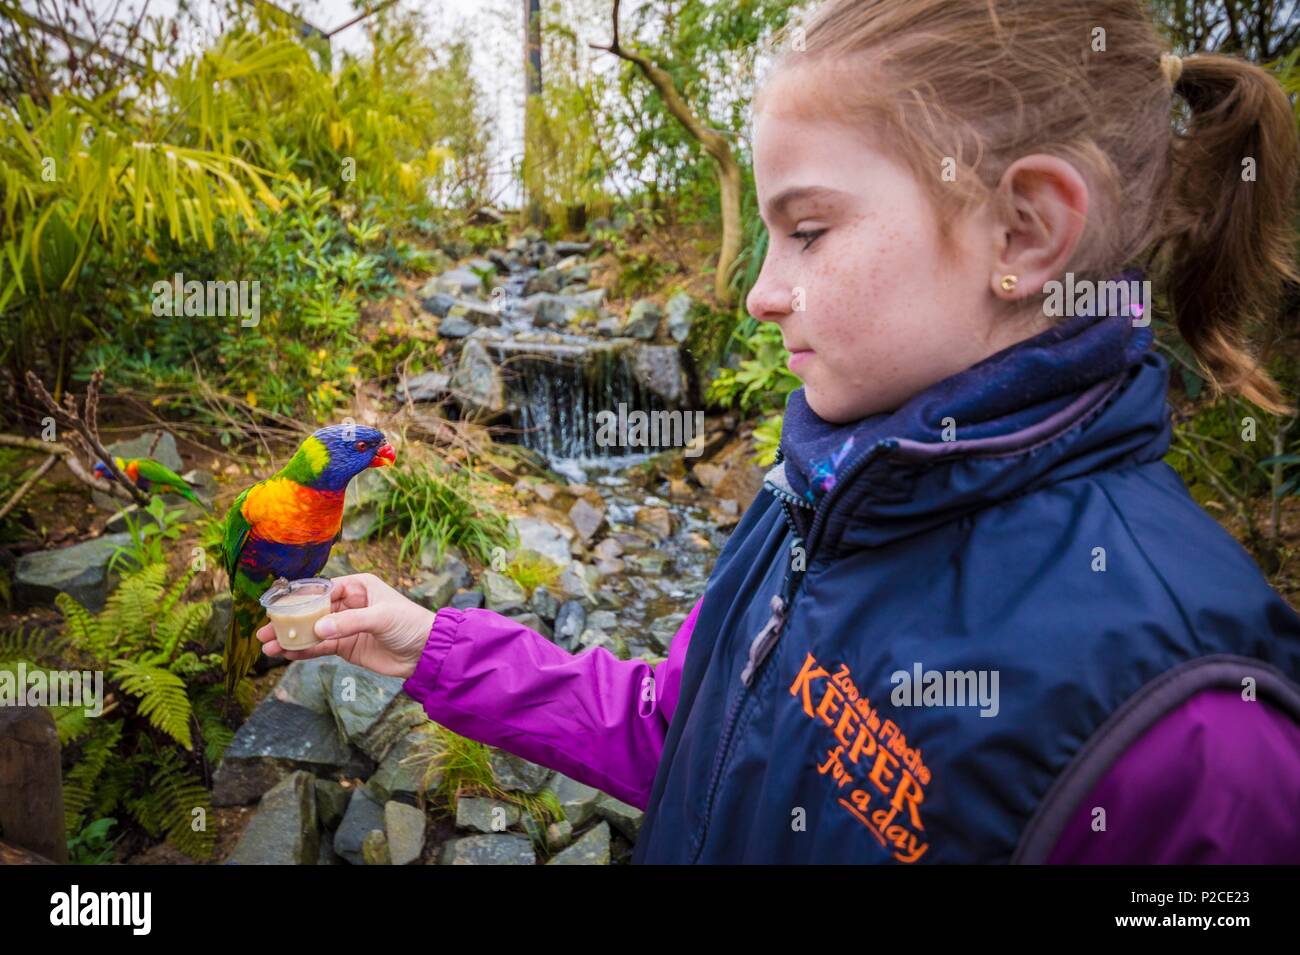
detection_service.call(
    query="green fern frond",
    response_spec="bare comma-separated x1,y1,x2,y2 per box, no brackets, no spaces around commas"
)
54,593,105,659
64,720,124,836
101,564,167,651
125,749,214,859
193,684,235,765
0,626,66,663
111,659,194,750
155,602,212,660
158,565,198,619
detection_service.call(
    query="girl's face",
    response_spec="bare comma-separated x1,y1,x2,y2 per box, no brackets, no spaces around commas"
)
747,66,1054,423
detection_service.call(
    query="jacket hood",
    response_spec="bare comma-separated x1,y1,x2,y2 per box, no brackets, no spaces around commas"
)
767,297,1172,556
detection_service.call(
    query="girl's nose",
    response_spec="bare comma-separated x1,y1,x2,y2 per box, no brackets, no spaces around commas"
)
746,260,793,324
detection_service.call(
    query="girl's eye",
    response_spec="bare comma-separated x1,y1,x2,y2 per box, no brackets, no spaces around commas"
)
355,440,368,451
790,228,827,251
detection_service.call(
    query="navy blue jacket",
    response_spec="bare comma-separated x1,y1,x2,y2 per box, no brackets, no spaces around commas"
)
631,333,1300,864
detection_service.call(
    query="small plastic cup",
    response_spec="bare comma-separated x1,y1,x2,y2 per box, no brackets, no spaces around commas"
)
259,577,335,651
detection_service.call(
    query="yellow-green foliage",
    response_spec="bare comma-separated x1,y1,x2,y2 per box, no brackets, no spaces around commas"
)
504,551,563,597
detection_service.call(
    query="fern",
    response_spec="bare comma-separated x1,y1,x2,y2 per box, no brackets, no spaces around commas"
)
100,564,167,654
125,747,215,859
111,659,194,750
63,720,124,835
53,594,105,659
193,683,236,765
0,625,66,662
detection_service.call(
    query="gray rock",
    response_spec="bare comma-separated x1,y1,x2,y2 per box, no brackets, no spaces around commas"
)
552,601,587,651
334,787,386,865
632,345,686,404
314,779,350,830
509,516,572,568
397,371,451,402
228,771,319,865
317,837,342,865
341,507,379,541
406,571,457,611
546,821,611,865
326,660,408,756
665,291,696,343
529,586,559,623
489,750,553,794
546,773,602,828
368,729,443,804
567,497,605,544
649,613,688,653
587,610,618,632
213,698,362,806
105,430,183,473
437,315,475,338
481,571,527,614
438,833,535,865
272,657,339,715
545,818,574,852
623,299,662,340
419,292,457,317
557,561,597,605
554,241,592,255
630,551,673,575
13,533,132,612
595,793,644,840
508,612,552,640
593,538,623,561
452,338,505,413
427,267,484,297
385,801,426,865
524,267,563,296
456,796,521,833
321,551,359,579
450,590,485,610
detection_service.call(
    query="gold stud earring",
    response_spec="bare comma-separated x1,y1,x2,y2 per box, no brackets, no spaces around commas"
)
999,274,1018,293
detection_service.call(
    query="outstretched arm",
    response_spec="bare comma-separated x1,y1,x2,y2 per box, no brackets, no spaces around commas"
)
402,598,702,809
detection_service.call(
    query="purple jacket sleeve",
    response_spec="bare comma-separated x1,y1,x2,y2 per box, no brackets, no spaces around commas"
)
1047,687,1300,863
401,599,702,810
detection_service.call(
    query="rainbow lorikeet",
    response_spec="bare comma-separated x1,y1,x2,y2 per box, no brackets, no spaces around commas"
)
94,456,208,510
221,424,395,697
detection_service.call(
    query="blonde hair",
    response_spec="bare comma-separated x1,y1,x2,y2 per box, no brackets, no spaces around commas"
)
757,0,1300,414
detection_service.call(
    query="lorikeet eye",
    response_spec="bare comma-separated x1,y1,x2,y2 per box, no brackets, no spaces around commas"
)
355,440,368,451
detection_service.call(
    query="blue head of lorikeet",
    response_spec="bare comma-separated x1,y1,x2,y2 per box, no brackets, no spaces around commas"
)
220,424,396,697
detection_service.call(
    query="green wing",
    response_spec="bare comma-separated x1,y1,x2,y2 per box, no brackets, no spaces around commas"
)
221,486,253,583
134,457,191,489
135,458,207,509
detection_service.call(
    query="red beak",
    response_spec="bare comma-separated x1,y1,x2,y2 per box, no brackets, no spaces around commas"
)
370,443,396,467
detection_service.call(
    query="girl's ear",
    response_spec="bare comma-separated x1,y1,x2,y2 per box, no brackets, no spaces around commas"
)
988,155,1090,301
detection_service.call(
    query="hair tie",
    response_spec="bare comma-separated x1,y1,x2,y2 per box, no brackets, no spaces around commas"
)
1160,52,1183,87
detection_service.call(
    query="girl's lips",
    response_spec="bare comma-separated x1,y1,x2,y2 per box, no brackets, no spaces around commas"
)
788,349,814,372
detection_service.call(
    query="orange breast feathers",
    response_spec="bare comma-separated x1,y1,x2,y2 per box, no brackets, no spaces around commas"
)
240,479,345,545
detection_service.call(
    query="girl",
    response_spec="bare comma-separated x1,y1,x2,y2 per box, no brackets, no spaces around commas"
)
256,0,1300,863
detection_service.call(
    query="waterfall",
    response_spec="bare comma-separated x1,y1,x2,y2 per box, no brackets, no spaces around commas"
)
492,342,673,461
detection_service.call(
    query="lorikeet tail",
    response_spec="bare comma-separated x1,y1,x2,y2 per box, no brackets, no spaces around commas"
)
223,592,264,698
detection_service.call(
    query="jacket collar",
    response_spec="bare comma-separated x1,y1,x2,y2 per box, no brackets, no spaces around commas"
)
765,284,1171,556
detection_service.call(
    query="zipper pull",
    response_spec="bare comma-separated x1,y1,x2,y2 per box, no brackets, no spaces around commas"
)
740,595,787,687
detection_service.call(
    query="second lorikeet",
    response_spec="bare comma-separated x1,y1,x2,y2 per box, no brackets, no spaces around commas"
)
221,424,395,697
94,456,208,510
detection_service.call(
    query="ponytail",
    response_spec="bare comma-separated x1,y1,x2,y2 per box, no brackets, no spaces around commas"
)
1160,53,1299,416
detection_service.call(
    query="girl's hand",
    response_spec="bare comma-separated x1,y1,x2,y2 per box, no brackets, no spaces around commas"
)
255,573,437,680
